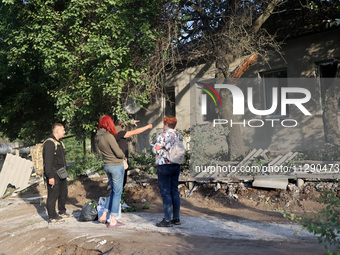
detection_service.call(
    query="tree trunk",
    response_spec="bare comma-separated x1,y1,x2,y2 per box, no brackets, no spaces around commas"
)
219,88,246,160
83,140,87,156
212,1,282,159
216,57,246,160
323,79,340,144
91,132,99,155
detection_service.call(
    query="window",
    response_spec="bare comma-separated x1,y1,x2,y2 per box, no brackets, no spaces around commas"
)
261,69,288,116
164,88,176,117
318,61,340,113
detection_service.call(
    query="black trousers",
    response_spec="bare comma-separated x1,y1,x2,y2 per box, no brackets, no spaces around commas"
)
123,169,128,187
46,178,68,219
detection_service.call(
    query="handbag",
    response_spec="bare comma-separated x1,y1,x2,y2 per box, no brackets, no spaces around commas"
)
166,139,185,165
56,166,68,179
123,159,128,170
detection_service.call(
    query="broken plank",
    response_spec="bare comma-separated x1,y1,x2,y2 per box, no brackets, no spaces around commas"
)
272,152,293,166
268,155,282,166
236,149,258,167
260,149,269,161
286,152,299,162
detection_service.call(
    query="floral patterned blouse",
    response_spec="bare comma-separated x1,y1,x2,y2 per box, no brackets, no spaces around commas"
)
153,128,183,165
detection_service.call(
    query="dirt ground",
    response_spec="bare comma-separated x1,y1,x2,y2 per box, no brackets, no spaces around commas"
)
0,172,338,255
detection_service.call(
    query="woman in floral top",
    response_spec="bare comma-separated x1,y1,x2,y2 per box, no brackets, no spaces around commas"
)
153,115,183,227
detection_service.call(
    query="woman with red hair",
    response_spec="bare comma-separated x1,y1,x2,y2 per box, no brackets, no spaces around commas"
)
95,115,125,227
153,115,183,227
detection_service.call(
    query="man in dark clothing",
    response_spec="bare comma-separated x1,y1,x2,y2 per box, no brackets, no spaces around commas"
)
43,123,70,224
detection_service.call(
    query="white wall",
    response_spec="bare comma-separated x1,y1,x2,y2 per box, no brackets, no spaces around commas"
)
136,28,340,153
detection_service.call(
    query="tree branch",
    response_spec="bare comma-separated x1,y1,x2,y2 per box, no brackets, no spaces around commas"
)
252,0,283,33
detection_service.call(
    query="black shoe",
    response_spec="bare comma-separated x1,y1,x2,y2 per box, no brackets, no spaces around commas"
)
171,218,181,225
49,215,65,224
156,218,173,227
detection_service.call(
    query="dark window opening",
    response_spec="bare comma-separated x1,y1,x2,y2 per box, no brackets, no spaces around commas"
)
319,61,340,112
164,88,176,117
261,70,288,116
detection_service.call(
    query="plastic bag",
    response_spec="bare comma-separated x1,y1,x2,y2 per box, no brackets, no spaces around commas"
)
79,201,98,222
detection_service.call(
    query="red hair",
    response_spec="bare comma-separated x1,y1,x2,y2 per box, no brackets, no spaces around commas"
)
163,115,177,129
98,115,117,136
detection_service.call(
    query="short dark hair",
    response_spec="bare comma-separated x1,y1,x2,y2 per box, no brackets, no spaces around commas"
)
52,123,64,132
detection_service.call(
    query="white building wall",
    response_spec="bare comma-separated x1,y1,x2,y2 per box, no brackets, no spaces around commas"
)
136,28,340,153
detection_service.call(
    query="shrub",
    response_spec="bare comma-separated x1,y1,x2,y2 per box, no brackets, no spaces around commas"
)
63,136,91,162
302,144,340,161
67,154,104,178
282,184,340,254
129,149,155,168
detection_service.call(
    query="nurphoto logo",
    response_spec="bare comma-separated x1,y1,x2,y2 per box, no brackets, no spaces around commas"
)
189,78,324,178
196,82,222,115
198,82,312,128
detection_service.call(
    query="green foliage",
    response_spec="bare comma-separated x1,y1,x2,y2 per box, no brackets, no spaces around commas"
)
67,154,104,179
146,166,157,175
122,203,138,212
282,184,340,254
265,0,340,39
142,203,150,209
121,188,126,204
250,156,267,168
63,136,90,161
0,0,170,141
128,150,158,175
129,149,155,168
0,0,62,143
302,144,340,161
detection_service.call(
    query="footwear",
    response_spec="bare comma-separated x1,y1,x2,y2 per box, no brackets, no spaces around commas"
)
107,221,125,227
59,212,72,219
156,218,173,227
171,218,181,225
49,216,65,224
97,219,106,224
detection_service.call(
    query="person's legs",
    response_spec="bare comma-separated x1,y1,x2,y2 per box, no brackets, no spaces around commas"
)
101,164,124,226
108,164,124,215
58,178,68,214
170,164,181,220
98,167,113,223
47,183,59,219
157,164,172,221
123,167,128,187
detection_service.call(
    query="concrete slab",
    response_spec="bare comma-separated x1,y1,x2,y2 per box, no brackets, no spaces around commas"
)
252,176,288,189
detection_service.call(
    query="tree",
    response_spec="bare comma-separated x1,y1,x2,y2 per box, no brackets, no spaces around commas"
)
0,0,170,146
0,2,58,143
172,0,283,159
322,65,340,144
169,0,340,158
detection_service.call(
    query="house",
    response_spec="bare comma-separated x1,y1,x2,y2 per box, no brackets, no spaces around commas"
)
135,27,340,154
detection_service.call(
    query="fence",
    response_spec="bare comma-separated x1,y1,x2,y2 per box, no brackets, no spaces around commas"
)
0,154,33,198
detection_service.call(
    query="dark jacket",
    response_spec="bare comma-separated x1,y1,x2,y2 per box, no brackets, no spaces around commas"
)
43,134,66,179
115,130,128,158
